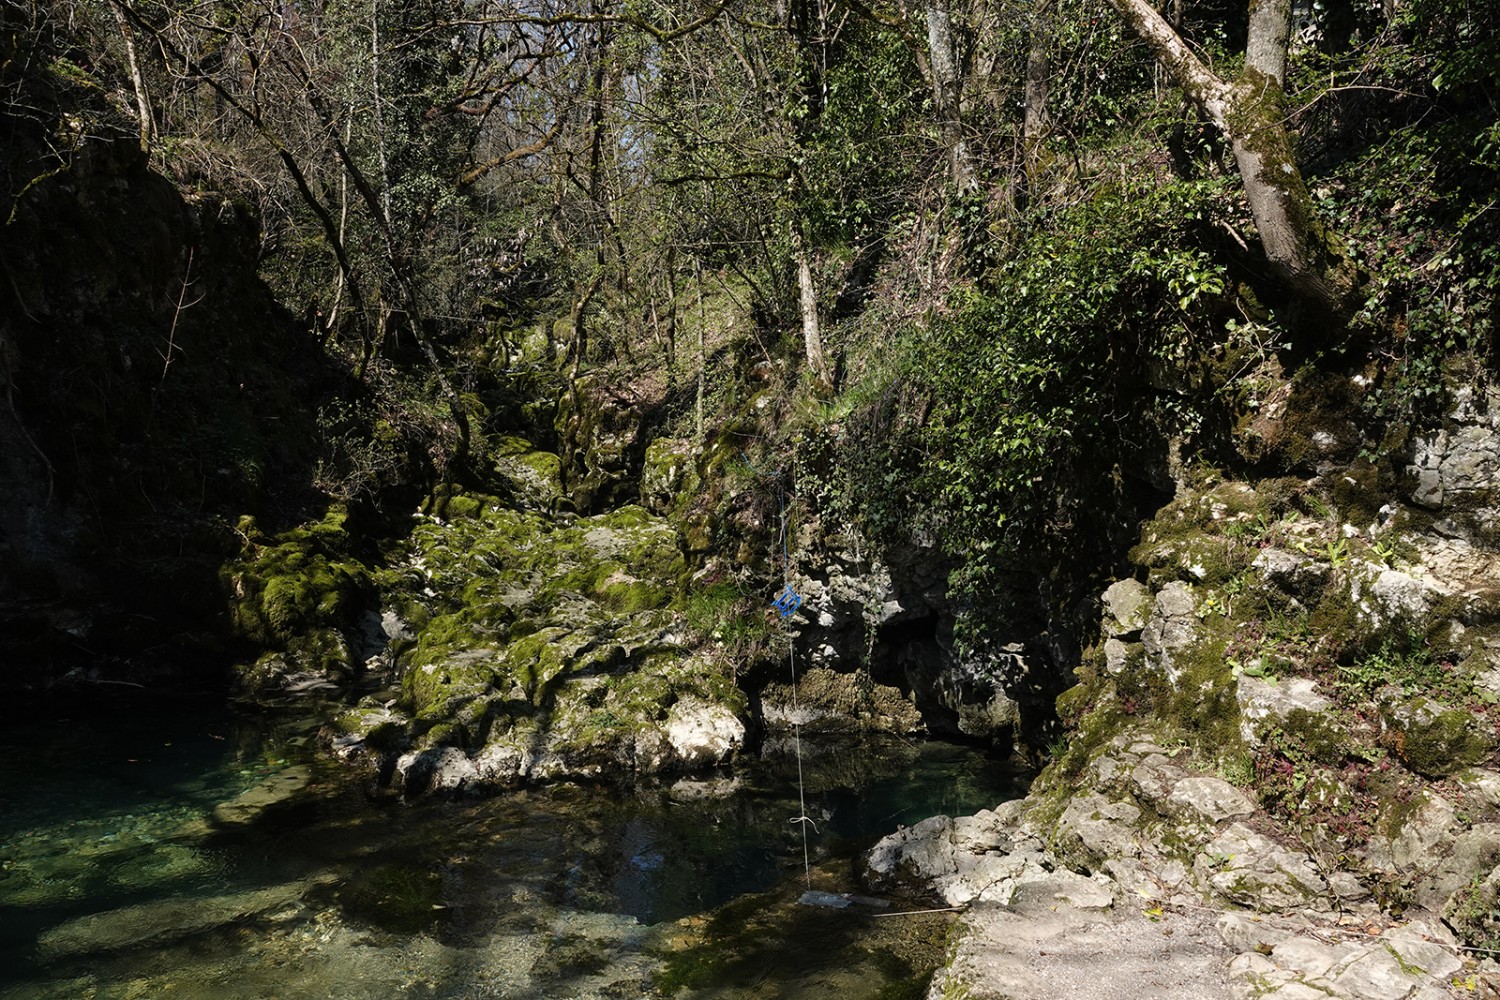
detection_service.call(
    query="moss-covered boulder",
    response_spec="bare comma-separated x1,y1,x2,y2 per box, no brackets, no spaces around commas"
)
362,489,746,793
1379,691,1494,777
556,377,651,514
223,510,371,696
225,510,368,644
641,437,700,517
491,435,564,511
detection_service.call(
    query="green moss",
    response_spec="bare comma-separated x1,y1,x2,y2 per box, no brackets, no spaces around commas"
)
332,708,409,752
1279,707,1352,766
224,507,369,645
403,655,499,718
1330,461,1386,527
1162,623,1247,754
1393,699,1493,777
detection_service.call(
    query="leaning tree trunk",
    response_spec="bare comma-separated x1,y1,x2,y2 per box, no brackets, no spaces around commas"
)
1105,0,1362,321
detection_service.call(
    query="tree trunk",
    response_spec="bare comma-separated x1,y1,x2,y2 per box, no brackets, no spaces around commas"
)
925,2,974,190
109,0,153,152
1022,0,1051,191
1104,0,1362,320
794,228,831,386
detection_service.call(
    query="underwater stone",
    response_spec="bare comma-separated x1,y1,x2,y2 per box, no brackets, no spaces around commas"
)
210,766,312,828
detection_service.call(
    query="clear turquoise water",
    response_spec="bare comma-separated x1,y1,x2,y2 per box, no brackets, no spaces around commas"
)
0,701,1025,999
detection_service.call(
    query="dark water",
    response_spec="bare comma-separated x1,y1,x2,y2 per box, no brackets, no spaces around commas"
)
0,701,1026,999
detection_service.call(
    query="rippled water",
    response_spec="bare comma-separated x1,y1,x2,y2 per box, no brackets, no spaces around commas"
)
0,700,1026,999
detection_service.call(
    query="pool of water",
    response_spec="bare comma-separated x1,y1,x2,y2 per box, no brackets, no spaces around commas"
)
0,700,1027,999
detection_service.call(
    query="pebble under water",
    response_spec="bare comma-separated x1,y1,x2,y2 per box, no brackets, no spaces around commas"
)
0,699,1027,999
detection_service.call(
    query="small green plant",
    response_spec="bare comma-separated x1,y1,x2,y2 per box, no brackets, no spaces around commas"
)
1218,753,1256,787
1336,631,1469,700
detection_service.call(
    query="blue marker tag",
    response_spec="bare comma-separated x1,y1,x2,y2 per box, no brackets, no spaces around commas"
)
771,584,803,618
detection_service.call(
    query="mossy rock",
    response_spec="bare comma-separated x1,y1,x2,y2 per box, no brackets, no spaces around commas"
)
403,650,501,719
492,436,565,511
224,508,369,645
234,627,354,696
641,437,701,516
1382,694,1494,777
332,707,410,753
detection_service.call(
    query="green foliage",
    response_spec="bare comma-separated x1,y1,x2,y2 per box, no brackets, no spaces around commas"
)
1337,631,1476,704
677,582,773,660
1446,873,1500,953
913,178,1230,598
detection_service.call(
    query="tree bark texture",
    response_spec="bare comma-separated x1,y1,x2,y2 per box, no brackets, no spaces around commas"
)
1022,0,1052,189
794,229,830,385
109,0,153,152
926,2,974,190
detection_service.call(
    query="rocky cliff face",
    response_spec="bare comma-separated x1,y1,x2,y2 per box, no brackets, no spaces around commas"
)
0,31,327,689
870,383,1500,996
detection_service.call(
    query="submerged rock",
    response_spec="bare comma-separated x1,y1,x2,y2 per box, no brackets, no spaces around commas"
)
209,765,312,828
37,875,334,959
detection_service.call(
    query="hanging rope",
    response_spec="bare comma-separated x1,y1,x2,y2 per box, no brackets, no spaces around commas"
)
781,489,816,887
743,451,815,886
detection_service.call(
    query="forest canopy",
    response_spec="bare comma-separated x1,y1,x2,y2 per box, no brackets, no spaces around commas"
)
4,0,1498,601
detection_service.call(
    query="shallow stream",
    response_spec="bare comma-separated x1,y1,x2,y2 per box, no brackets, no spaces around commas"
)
0,700,1025,999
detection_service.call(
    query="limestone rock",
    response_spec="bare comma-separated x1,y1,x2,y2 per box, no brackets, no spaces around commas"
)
1228,919,1462,1000
1407,389,1500,511
929,901,1235,1000
1008,869,1116,910
1165,776,1257,825
1368,791,1458,873
1252,548,1329,595
639,437,696,516
1369,568,1433,622
395,747,479,797
329,706,408,757
1055,792,1142,867
1216,912,1295,954
1142,582,1198,680
1130,753,1189,807
1412,823,1500,912
866,814,959,884
1378,692,1494,778
1103,637,1138,676
1102,578,1151,637
665,697,744,765
491,436,564,511
1235,674,1337,746
1198,823,1331,912
1457,768,1500,810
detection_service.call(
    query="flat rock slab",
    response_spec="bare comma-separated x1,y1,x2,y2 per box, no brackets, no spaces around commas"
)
931,901,1234,1000
796,890,890,910
37,874,336,959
